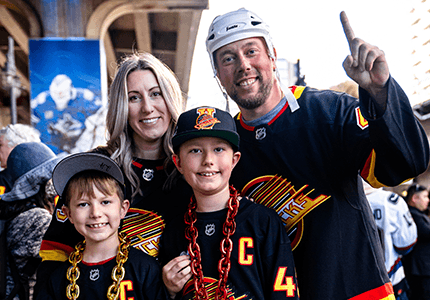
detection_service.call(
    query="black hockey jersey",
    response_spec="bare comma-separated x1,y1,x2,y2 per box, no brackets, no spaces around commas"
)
160,198,299,299
37,247,168,300
230,78,429,299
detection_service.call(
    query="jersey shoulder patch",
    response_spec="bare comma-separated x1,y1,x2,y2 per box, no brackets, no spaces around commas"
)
388,193,399,204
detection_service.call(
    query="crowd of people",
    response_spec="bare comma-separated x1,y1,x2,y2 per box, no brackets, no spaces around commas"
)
0,7,429,300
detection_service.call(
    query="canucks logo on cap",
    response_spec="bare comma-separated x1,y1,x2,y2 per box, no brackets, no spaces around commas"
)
194,108,220,130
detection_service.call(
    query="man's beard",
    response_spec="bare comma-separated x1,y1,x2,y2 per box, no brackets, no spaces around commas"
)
229,73,272,110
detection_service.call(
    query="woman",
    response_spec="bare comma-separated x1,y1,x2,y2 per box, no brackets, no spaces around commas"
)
36,53,192,290
0,142,60,300
103,52,187,208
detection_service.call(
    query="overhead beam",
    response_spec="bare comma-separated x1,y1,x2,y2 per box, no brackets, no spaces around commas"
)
87,0,208,40
103,32,117,81
134,12,151,53
175,10,202,94
0,6,29,55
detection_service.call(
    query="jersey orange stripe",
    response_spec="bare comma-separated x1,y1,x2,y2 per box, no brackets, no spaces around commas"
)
349,282,394,300
39,240,74,262
360,150,386,188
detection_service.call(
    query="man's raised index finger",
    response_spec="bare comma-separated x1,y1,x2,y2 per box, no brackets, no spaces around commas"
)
340,11,355,46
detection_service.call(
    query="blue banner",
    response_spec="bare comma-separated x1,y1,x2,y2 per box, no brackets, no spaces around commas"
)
29,38,107,156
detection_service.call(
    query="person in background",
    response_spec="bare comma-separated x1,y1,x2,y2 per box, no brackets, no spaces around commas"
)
37,153,167,300
0,142,60,300
36,52,191,294
363,180,417,300
0,124,41,196
197,7,429,300
402,184,430,300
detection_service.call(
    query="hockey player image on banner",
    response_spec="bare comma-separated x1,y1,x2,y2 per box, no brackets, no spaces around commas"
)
29,39,107,155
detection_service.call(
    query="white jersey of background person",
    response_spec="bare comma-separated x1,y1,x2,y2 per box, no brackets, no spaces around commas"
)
364,181,417,287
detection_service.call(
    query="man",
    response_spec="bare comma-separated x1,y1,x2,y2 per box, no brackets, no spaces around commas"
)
364,181,417,300
204,8,429,299
0,124,40,195
402,184,430,300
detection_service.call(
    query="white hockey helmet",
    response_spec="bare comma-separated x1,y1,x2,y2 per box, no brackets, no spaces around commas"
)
49,74,74,110
206,8,275,76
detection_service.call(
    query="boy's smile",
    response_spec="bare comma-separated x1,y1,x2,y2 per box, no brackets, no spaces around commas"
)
63,185,129,248
173,136,240,204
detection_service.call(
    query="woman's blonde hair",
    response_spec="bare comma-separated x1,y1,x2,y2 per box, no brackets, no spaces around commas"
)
106,52,185,199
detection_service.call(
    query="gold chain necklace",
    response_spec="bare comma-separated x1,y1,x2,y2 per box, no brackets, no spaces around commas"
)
66,231,131,300
184,185,240,300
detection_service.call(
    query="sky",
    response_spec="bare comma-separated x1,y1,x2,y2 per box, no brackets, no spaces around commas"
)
187,0,421,113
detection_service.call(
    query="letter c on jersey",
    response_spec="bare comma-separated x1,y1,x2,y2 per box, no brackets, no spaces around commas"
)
238,237,254,265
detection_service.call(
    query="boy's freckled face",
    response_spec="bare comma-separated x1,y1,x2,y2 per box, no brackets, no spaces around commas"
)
173,137,240,197
63,184,129,246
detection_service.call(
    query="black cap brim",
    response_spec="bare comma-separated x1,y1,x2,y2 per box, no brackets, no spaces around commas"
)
172,106,240,152
52,153,124,197
172,129,239,152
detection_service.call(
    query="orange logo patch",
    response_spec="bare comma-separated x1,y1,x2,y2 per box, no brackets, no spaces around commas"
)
355,107,368,130
56,208,68,223
195,107,220,130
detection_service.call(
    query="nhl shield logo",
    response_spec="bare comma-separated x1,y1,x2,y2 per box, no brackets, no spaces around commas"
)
255,127,266,140
142,169,154,181
205,223,215,236
89,269,100,281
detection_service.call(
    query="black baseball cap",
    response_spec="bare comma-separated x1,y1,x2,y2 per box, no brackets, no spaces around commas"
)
52,152,125,197
172,106,240,152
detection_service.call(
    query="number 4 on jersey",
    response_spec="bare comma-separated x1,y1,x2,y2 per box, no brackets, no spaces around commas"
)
274,267,297,297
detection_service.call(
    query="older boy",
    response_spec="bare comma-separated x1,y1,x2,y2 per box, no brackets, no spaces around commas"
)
36,153,167,300
161,106,298,299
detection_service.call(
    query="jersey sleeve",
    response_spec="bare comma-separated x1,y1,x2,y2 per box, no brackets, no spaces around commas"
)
39,204,82,262
388,193,417,255
358,77,429,187
34,263,68,300
262,210,299,299
140,258,170,300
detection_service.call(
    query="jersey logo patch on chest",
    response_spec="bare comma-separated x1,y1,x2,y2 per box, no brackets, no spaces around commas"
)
241,175,330,249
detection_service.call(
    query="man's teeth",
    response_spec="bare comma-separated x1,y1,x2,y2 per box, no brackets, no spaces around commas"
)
141,117,158,124
239,78,256,86
88,223,107,228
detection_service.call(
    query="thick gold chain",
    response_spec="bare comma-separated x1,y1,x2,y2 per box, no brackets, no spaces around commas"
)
66,232,131,300
66,241,85,300
184,185,240,300
107,232,130,300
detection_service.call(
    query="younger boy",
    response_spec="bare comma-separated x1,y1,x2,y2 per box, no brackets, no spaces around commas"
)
160,107,299,299
36,153,167,300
